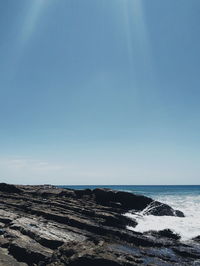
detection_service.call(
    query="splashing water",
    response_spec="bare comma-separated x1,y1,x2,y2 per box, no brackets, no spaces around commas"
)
62,185,200,241
126,193,200,241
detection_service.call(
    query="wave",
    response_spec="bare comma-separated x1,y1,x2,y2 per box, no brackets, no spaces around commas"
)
125,194,200,241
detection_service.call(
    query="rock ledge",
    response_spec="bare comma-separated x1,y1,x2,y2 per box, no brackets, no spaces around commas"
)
0,183,199,266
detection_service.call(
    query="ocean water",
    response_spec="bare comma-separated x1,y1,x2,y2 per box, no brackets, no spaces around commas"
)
61,185,200,241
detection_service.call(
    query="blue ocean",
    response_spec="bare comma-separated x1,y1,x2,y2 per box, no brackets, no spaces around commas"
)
60,185,200,241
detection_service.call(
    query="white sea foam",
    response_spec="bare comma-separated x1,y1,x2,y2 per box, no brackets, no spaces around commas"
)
125,194,200,241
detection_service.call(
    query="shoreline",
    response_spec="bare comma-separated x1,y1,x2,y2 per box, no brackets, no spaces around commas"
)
0,183,200,265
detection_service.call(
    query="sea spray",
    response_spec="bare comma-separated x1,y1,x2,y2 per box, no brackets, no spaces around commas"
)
125,194,200,241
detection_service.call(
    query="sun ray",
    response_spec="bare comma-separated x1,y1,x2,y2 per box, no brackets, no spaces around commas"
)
7,0,49,81
122,0,155,83
20,0,47,46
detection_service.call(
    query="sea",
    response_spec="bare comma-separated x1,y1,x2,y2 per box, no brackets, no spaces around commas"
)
60,185,200,241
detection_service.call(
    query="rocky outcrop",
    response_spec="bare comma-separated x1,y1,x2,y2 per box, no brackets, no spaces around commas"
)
192,236,200,243
146,229,181,240
0,183,199,265
142,201,185,217
0,183,21,194
75,188,184,217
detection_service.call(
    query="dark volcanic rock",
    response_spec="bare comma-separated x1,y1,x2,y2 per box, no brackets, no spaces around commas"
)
102,213,137,228
0,183,197,266
143,201,185,217
172,245,200,259
49,240,139,266
0,183,21,194
156,229,181,240
192,236,200,243
175,209,185,217
147,229,181,240
93,188,152,210
8,238,52,265
0,248,27,266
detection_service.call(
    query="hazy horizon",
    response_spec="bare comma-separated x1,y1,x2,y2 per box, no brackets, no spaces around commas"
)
1,0,200,185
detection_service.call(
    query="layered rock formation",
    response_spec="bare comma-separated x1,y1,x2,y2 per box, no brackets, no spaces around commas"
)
0,183,199,265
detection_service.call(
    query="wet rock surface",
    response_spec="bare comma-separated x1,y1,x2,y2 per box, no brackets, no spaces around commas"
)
146,229,181,241
0,183,199,265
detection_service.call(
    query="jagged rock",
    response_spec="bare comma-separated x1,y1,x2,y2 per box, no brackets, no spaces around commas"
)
93,188,152,210
0,248,27,266
0,183,21,194
0,183,197,265
158,229,181,240
172,245,200,259
102,213,137,228
8,238,53,265
0,210,18,225
175,210,185,217
49,240,139,266
0,237,9,248
192,236,200,243
143,201,185,217
146,229,181,240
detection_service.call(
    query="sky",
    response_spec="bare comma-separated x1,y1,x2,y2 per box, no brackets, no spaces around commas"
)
0,0,200,185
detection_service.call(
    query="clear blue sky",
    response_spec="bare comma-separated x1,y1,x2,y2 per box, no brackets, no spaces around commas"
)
0,0,200,185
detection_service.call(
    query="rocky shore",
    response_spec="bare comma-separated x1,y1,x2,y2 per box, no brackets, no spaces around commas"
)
0,183,200,265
